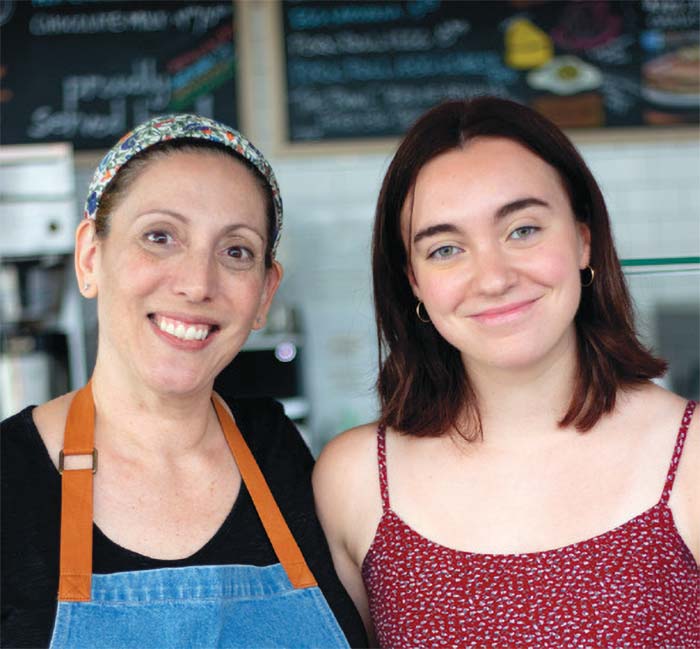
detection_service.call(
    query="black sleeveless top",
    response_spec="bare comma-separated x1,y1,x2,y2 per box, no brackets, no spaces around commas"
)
1,396,367,648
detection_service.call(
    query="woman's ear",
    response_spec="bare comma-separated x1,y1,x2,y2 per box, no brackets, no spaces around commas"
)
75,219,100,298
406,262,422,302
401,193,422,302
253,261,283,330
577,221,592,269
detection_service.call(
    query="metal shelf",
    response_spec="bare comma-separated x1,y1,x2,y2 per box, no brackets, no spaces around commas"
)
620,257,700,277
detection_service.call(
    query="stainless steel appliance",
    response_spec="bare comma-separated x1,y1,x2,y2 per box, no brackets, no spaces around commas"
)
0,329,69,417
0,143,87,419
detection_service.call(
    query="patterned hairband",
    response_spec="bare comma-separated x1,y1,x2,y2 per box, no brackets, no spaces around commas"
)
84,114,283,256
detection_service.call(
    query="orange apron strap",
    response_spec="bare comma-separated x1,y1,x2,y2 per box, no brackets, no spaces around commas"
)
58,382,96,602
212,393,317,589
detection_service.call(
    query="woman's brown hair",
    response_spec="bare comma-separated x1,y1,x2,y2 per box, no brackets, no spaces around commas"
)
373,97,666,438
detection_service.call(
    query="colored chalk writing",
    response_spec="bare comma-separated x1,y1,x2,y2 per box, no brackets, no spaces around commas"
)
1,0,236,150
281,0,699,142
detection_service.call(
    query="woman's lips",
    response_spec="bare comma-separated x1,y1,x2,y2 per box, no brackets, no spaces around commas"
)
470,299,538,324
148,314,219,347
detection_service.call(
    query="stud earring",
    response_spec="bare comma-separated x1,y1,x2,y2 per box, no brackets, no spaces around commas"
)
83,282,90,291
416,301,430,323
581,265,595,288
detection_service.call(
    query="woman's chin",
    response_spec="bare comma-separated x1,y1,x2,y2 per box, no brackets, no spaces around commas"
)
144,367,213,398
463,345,557,374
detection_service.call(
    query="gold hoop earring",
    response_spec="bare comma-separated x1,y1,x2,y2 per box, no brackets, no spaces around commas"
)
581,265,595,287
416,301,430,323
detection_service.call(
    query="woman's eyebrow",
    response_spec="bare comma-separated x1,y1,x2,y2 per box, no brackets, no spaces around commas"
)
134,208,189,223
412,197,550,244
413,223,460,245
413,196,551,245
496,197,550,219
134,211,266,242
220,223,266,242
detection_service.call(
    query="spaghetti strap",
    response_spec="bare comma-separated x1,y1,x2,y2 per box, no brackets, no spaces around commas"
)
660,400,697,506
377,424,390,512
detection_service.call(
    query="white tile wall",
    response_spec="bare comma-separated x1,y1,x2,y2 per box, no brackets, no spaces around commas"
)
75,137,700,450
273,157,388,454
265,139,699,450
66,3,699,451
580,138,700,260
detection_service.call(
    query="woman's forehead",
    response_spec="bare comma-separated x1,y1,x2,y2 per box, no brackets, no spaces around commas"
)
412,140,564,210
399,138,570,243
84,113,283,255
113,152,268,229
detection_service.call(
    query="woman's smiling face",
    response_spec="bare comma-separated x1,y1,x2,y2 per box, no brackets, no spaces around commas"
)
80,149,281,397
404,136,590,375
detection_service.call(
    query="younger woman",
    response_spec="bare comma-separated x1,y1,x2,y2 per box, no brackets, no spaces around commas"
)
314,97,699,647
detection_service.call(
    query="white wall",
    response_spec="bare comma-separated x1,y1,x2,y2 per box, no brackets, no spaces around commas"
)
239,0,699,450
263,137,699,452
71,3,700,453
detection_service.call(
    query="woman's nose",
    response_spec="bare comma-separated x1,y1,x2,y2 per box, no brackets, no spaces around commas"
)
471,246,517,296
172,249,216,302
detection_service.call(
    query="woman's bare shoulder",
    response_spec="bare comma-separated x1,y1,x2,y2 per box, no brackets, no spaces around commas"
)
617,383,699,554
313,422,383,510
637,383,699,477
643,382,700,479
603,382,694,480
314,422,380,488
320,421,379,457
642,384,700,563
313,422,386,566
615,382,690,431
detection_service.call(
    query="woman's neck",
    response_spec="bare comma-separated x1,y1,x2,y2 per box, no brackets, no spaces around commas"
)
465,338,580,444
89,362,218,459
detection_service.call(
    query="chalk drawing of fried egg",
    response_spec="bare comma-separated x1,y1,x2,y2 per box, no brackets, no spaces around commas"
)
527,56,602,96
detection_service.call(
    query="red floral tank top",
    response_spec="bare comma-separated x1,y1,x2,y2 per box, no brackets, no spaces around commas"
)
362,401,699,648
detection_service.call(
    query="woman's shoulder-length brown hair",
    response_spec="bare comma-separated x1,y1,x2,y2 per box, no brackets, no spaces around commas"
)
372,96,666,439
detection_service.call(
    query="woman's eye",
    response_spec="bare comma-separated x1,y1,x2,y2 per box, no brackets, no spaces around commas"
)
509,226,539,240
226,246,254,260
145,231,173,245
429,245,460,260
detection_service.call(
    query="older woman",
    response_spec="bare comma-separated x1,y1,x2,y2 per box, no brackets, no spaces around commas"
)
314,98,699,647
1,115,367,648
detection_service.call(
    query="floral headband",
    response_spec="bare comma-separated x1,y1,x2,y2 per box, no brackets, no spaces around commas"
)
84,114,283,256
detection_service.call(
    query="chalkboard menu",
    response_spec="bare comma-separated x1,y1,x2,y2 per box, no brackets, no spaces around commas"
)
1,0,237,150
282,0,700,142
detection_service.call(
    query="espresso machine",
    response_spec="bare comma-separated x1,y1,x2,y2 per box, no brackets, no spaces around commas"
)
0,143,87,419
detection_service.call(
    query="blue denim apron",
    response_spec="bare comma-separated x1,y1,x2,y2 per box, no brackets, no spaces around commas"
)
50,384,349,648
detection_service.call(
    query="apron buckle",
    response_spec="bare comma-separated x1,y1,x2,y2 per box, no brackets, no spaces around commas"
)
58,449,98,474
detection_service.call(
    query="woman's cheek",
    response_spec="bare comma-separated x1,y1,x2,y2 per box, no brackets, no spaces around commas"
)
527,249,578,286
423,273,469,314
